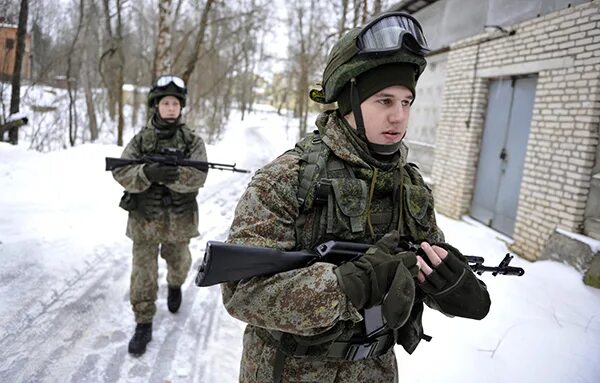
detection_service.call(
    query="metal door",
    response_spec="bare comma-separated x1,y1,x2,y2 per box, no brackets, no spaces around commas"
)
470,76,537,237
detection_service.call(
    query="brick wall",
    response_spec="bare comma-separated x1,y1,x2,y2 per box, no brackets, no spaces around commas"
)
431,0,600,260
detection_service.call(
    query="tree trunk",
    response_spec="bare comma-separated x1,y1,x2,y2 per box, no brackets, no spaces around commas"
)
67,0,85,146
338,0,349,38
373,0,382,16
181,0,215,83
84,69,98,141
153,0,172,78
8,0,29,145
116,0,125,146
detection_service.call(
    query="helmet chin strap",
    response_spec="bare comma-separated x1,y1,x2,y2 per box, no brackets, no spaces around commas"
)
349,77,403,156
350,78,367,140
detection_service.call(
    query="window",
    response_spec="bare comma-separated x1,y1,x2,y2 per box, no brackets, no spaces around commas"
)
5,39,14,50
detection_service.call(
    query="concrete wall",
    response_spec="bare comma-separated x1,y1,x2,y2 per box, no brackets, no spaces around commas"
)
430,0,600,261
406,51,448,175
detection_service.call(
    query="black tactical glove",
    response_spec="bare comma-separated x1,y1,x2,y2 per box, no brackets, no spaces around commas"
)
382,251,419,329
171,192,198,214
334,231,416,319
418,243,491,320
143,163,179,184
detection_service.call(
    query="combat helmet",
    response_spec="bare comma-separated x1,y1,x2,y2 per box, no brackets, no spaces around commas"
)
310,12,428,105
147,74,188,108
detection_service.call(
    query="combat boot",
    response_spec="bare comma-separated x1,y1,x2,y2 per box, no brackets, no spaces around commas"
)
167,286,182,313
128,322,152,355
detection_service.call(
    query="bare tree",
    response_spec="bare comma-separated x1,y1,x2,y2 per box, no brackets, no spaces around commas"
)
82,0,100,141
153,0,172,78
338,0,349,38
99,0,126,145
286,1,337,138
66,0,85,146
181,0,215,84
7,0,29,145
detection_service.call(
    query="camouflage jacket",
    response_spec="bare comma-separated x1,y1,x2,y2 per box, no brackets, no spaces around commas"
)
112,122,207,242
223,111,453,382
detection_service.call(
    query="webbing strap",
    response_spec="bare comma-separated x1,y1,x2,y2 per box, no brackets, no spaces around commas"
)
297,136,324,206
273,348,285,383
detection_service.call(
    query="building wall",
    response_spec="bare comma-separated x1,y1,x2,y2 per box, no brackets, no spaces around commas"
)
406,51,448,176
431,0,600,260
405,0,591,177
0,25,31,80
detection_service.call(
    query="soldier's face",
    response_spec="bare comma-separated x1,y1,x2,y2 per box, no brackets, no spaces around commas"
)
158,96,182,121
345,85,413,145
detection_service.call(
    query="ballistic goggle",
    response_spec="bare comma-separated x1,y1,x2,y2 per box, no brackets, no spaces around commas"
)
152,75,187,94
356,12,429,57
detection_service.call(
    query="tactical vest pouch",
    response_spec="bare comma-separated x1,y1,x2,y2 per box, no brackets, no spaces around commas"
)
118,191,137,211
327,178,368,235
404,184,432,225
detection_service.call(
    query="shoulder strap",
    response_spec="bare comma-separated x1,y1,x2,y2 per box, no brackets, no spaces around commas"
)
296,131,328,208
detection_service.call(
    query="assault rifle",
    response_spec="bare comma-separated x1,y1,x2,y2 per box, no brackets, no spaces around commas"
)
195,240,525,287
105,147,251,173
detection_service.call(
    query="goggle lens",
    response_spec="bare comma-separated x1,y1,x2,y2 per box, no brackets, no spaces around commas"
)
357,13,429,56
155,75,186,89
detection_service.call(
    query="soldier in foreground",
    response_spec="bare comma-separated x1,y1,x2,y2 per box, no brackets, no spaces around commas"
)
222,12,491,383
112,75,207,355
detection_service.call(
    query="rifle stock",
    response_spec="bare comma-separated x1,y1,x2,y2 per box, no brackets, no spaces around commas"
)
195,241,315,286
195,240,525,287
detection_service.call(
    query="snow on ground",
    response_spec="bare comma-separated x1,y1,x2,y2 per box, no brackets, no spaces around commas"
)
0,105,599,383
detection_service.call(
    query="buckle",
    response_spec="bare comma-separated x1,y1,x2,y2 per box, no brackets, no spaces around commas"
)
314,180,332,204
345,340,379,361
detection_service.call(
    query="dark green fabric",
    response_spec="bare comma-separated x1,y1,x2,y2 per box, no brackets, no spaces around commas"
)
334,231,416,312
382,257,416,329
143,163,179,184
151,113,183,138
337,63,417,116
170,191,198,214
134,185,165,217
418,243,491,320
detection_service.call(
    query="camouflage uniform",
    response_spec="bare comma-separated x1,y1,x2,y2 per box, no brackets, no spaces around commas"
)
223,111,463,382
113,123,207,323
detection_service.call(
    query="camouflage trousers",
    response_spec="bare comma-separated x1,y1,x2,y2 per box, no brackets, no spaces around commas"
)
130,240,192,323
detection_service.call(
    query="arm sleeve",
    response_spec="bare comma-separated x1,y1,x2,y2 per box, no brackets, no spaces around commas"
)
221,153,362,336
169,134,208,193
111,134,152,193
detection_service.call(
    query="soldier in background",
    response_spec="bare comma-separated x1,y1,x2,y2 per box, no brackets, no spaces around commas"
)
112,75,207,356
222,12,491,382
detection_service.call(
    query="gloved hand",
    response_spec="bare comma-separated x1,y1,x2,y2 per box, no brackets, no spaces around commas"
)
417,243,491,320
171,192,198,214
382,251,418,329
334,231,416,316
143,163,179,184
